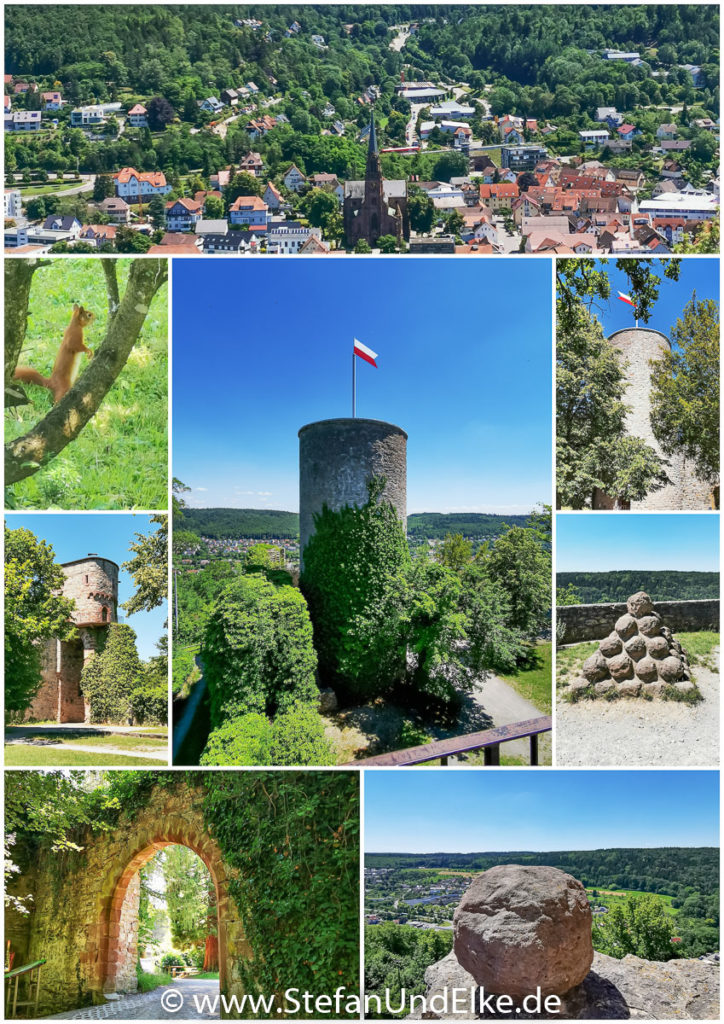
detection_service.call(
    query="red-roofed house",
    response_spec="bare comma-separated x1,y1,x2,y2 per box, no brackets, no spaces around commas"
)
478,182,520,212
128,103,148,127
78,224,117,248
41,91,62,110
239,152,264,176
617,124,636,141
165,197,203,231
113,167,171,199
229,194,269,228
263,182,284,210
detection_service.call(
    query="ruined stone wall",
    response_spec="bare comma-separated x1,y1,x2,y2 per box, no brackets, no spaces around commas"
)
299,417,407,567
558,599,720,644
592,329,712,510
4,785,250,1016
115,873,140,993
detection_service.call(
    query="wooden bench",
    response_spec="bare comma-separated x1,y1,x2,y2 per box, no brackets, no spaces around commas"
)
348,716,552,766
5,959,46,1018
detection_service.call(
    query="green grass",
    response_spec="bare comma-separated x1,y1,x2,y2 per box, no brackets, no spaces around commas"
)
195,972,220,980
17,181,83,196
136,971,173,993
586,886,677,916
4,745,163,766
678,631,719,669
5,259,168,510
53,733,167,751
498,641,552,714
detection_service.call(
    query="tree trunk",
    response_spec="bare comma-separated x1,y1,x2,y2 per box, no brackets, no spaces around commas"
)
202,935,218,972
5,258,167,486
5,259,51,380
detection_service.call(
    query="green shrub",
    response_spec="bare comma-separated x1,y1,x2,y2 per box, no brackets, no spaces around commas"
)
202,574,318,724
130,662,168,724
200,704,335,766
80,623,143,724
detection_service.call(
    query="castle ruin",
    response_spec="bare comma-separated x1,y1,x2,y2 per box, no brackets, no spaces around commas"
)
593,327,713,509
26,554,119,723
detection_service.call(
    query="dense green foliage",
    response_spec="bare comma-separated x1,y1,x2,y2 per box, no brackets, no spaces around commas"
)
4,524,75,716
80,623,147,724
174,561,238,646
593,893,676,961
122,514,168,615
5,260,167,510
556,570,719,603
365,848,718,898
650,295,720,487
301,482,412,699
203,771,359,1012
161,845,214,952
202,573,318,723
407,512,531,540
201,704,335,767
365,924,453,1018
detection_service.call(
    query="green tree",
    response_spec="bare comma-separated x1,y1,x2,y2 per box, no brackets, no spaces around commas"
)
557,301,667,508
5,525,75,715
408,185,435,233
436,533,473,571
162,846,212,950
354,238,372,253
122,513,168,614
80,623,145,723
377,234,399,253
594,894,675,961
147,195,166,230
115,225,152,252
202,574,318,722
203,195,224,219
557,583,582,606
650,294,720,490
483,524,550,638
93,174,115,202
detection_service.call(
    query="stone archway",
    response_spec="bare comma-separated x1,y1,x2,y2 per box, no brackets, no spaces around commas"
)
98,817,232,996
5,785,251,1016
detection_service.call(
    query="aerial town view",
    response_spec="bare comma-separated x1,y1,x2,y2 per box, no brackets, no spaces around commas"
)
3,4,719,255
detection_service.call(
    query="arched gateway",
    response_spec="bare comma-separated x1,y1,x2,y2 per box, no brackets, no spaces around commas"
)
5,785,250,1016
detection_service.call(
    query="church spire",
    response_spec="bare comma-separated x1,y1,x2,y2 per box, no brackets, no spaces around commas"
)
368,110,378,157
365,109,383,183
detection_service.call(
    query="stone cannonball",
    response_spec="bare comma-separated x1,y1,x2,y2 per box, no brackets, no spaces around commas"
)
646,636,669,660
634,656,659,683
658,656,684,682
599,633,623,658
608,652,634,681
615,613,638,641
638,613,663,638
453,865,593,999
624,635,647,662
627,591,654,618
582,651,608,683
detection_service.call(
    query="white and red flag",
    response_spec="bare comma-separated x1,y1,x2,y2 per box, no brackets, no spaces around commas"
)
354,338,378,367
617,291,635,307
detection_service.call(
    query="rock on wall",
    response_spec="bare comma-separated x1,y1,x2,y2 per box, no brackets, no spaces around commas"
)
299,417,407,567
4,785,250,1016
592,329,713,510
558,599,719,645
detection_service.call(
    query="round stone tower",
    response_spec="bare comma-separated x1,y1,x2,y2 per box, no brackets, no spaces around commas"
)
298,417,407,566
26,554,120,724
593,328,712,510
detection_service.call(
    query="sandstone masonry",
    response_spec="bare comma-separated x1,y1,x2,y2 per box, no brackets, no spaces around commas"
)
558,598,719,645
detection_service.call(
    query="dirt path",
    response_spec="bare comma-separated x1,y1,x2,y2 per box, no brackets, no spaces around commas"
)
457,675,550,760
556,651,719,766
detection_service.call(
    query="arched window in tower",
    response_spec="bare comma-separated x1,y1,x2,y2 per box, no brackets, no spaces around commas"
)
101,606,108,623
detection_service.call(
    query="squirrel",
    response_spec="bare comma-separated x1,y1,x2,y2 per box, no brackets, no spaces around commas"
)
14,304,95,404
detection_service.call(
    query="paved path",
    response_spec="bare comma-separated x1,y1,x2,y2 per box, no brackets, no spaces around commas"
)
46,980,219,1019
6,724,167,737
5,740,168,761
458,674,549,760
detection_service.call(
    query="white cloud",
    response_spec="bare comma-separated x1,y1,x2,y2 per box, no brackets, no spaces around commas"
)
195,487,208,492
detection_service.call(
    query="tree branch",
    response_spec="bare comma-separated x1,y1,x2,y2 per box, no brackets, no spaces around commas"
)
5,259,52,381
5,259,167,486
102,260,121,322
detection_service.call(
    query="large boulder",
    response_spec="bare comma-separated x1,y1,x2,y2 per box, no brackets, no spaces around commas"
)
582,651,608,683
614,613,638,641
627,591,654,617
453,865,593,999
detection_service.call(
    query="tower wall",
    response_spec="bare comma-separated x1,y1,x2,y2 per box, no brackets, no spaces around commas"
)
298,418,407,566
593,328,713,510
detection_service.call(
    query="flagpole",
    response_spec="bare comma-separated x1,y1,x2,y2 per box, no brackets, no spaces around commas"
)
352,343,356,417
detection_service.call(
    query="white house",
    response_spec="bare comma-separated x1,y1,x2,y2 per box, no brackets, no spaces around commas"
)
579,129,610,148
113,167,171,199
165,197,203,232
638,193,719,222
200,97,223,115
5,110,42,131
283,164,307,192
70,103,121,127
128,103,148,127
267,221,321,254
4,188,22,219
228,195,269,229
429,100,475,120
41,91,63,110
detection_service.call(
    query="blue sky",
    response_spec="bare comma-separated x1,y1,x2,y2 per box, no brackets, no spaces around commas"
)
588,258,719,339
173,259,552,514
556,513,719,573
364,770,720,852
6,514,167,659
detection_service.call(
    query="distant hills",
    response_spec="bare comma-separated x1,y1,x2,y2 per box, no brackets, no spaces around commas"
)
558,571,719,604
180,508,531,541
366,849,718,898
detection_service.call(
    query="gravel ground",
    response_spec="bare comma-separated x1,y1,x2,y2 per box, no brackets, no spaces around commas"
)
46,980,219,1019
556,649,719,766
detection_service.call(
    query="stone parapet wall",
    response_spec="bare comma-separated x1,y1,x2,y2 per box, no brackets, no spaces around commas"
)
558,599,720,644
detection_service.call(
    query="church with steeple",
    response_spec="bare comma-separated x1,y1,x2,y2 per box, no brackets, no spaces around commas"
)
343,113,409,247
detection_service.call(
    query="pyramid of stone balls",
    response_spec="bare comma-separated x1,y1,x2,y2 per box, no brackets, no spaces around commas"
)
579,591,693,698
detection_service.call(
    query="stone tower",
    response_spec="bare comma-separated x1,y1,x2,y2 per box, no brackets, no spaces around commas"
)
27,554,119,723
592,327,712,509
298,417,407,568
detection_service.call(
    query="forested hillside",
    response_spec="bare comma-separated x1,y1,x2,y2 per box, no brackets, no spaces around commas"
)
179,507,532,541
557,570,719,603
366,847,719,899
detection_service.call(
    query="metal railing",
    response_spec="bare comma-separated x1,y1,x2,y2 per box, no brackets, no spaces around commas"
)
348,716,552,766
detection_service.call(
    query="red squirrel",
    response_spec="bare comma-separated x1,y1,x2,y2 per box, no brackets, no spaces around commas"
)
14,304,95,404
